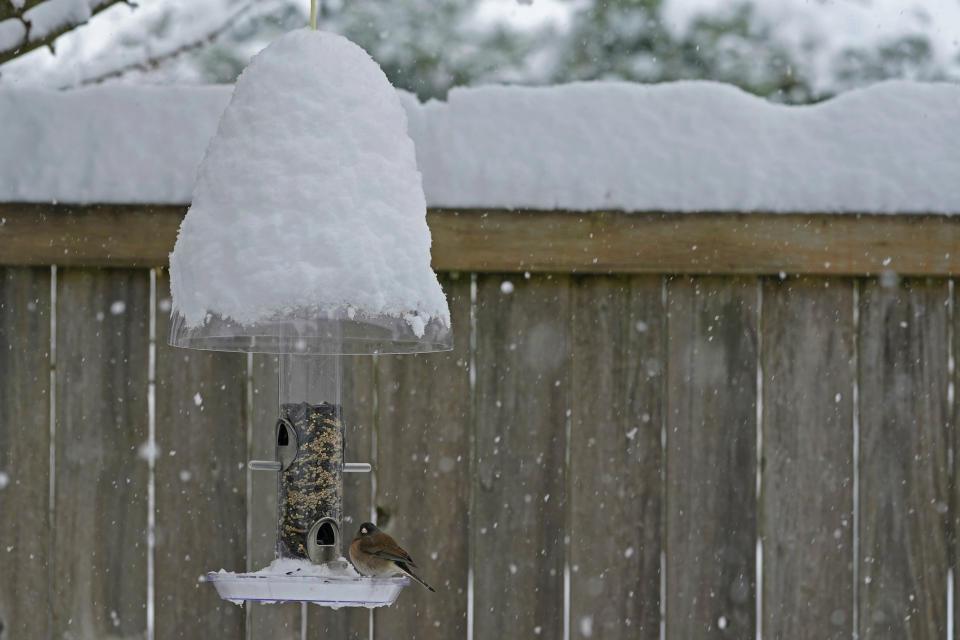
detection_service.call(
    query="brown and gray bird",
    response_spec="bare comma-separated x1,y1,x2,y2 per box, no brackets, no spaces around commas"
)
349,522,436,592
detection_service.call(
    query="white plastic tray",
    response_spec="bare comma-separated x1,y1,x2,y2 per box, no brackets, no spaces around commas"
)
205,572,409,608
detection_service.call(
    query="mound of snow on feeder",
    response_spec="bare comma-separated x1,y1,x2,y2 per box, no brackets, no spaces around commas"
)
169,29,448,337
250,557,359,577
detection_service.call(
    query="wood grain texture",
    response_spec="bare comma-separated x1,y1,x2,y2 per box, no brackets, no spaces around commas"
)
431,211,960,276
858,278,950,639
340,355,376,546
955,278,960,640
665,276,758,639
52,268,149,638
568,275,663,638
155,272,247,640
373,274,471,639
0,204,183,267
304,354,376,639
247,354,302,639
760,277,855,638
0,267,51,640
473,274,570,639
3,203,960,276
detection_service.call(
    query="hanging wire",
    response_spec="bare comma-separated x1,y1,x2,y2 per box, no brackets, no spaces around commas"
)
310,0,318,29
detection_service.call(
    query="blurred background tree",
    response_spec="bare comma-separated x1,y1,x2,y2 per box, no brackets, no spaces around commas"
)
164,0,542,99
1,0,958,104
550,0,813,102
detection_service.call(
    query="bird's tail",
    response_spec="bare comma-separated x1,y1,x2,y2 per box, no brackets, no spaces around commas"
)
397,561,436,592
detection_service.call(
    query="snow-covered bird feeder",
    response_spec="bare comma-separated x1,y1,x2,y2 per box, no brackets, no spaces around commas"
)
166,27,451,608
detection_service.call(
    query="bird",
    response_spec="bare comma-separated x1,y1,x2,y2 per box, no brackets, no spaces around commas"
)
349,522,436,592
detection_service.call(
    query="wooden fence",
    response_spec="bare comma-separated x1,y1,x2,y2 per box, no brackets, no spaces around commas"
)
1,205,959,639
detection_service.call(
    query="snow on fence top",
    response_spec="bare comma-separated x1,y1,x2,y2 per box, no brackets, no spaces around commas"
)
1,79,959,213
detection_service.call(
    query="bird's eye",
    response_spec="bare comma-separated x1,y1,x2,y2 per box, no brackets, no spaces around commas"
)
361,527,367,534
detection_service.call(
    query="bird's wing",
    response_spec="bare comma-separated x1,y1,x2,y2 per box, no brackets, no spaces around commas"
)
365,541,416,566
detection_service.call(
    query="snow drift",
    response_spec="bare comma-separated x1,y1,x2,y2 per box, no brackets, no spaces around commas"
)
0,79,958,213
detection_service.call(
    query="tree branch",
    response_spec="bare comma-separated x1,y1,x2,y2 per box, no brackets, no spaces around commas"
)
0,0,127,66
71,0,257,88
0,1,46,24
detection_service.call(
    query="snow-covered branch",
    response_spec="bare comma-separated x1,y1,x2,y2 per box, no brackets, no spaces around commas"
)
74,0,255,88
0,1,46,23
0,0,126,65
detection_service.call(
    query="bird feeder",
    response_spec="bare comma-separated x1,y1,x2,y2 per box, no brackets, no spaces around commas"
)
167,26,451,608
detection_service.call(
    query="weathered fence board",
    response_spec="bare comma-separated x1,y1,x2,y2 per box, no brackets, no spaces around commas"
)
955,279,960,640
5,204,960,276
373,274,472,639
305,354,376,639
760,277,855,638
0,267,51,640
569,275,663,638
155,273,248,640
248,354,302,639
52,268,150,638
474,274,570,639
1,256,957,640
434,211,960,277
665,276,758,638
341,356,375,541
0,204,184,268
858,278,950,639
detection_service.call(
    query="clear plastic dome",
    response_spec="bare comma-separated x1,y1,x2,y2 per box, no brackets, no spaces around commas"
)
168,308,452,355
